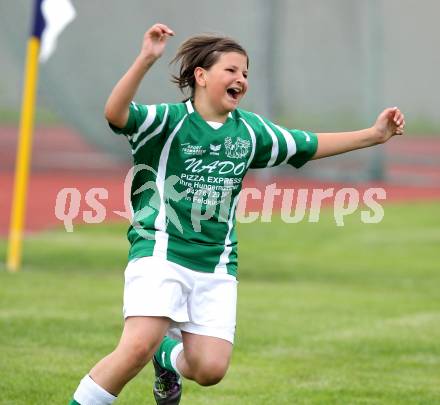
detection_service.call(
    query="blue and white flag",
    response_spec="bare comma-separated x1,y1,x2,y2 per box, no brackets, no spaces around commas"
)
31,0,76,63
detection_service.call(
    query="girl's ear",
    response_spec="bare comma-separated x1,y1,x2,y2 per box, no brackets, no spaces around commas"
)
194,67,206,87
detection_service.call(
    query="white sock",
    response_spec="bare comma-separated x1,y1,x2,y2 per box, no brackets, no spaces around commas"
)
169,342,184,376
73,374,117,405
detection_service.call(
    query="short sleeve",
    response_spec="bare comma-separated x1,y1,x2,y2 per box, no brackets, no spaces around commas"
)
249,113,318,169
286,129,318,168
108,102,149,135
108,102,170,152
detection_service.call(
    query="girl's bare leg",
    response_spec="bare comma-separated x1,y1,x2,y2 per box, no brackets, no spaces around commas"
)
89,316,170,395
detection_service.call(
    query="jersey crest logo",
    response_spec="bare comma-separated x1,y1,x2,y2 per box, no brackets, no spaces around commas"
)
224,137,250,159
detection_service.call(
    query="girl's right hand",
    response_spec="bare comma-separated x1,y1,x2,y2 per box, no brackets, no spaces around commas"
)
139,23,175,63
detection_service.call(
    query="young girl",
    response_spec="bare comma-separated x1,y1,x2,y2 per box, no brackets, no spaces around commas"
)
69,23,405,405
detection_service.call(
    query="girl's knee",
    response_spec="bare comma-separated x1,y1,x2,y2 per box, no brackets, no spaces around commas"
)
193,359,229,386
117,340,156,370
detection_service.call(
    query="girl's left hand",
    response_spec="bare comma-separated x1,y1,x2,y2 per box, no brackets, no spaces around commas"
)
373,107,405,143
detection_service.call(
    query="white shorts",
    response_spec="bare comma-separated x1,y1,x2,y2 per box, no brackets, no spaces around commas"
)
123,256,238,343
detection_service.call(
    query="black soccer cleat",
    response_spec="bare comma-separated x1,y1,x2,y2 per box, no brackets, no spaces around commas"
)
152,355,182,405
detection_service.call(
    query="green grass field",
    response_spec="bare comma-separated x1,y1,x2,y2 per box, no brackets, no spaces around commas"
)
1,202,439,404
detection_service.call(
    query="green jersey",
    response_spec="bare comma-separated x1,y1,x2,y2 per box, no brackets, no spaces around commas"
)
111,100,318,277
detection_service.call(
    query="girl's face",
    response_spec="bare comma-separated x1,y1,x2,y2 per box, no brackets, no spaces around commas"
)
199,51,248,115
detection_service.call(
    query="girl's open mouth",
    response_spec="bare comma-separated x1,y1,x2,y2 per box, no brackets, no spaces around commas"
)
227,88,241,100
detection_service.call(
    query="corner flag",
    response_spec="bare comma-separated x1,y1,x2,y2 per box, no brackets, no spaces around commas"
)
38,0,76,62
7,0,75,272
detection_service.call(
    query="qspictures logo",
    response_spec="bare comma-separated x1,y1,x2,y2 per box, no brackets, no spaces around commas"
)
54,165,387,233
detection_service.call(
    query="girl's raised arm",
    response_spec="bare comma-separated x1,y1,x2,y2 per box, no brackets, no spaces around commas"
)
312,107,405,160
104,23,174,128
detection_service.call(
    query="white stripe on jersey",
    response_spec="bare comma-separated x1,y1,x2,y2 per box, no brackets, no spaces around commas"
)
214,194,240,274
153,115,188,258
128,104,157,143
239,118,256,168
131,104,169,155
254,114,279,167
302,130,311,142
185,99,194,113
275,125,297,165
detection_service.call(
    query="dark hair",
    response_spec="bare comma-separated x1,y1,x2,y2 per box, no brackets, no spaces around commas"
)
170,34,249,99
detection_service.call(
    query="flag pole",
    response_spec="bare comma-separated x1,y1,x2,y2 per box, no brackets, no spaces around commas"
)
6,0,44,272
6,36,41,272
6,0,75,272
